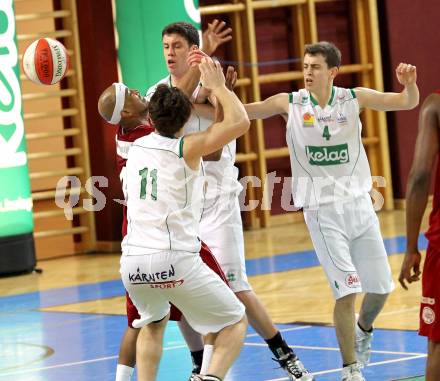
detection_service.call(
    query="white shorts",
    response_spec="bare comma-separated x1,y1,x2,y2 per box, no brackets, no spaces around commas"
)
120,250,245,335
200,196,251,292
303,193,395,299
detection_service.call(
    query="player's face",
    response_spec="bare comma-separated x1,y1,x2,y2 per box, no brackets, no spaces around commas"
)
124,88,148,118
303,54,334,92
163,33,193,77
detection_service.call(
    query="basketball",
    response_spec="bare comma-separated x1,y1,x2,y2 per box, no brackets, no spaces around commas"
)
22,38,69,85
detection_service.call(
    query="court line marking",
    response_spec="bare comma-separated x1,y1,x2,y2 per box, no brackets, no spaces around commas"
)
244,342,426,356
0,341,427,378
263,354,427,381
247,325,312,337
0,344,187,377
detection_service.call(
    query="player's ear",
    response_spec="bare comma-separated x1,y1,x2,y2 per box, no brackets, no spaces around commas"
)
329,66,339,80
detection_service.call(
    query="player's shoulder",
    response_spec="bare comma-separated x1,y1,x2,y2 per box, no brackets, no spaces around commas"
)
145,76,169,99
333,86,357,104
421,92,440,117
288,89,309,106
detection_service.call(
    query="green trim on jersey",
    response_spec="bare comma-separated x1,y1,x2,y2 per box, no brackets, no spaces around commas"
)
289,92,293,104
179,137,184,158
350,88,357,98
309,86,335,106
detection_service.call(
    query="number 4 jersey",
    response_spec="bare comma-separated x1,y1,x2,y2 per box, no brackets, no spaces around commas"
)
121,133,204,255
286,86,372,208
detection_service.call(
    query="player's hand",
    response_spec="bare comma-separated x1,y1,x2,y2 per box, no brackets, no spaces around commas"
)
199,57,225,91
398,249,422,290
396,63,417,86
225,66,237,91
202,19,232,56
187,48,209,67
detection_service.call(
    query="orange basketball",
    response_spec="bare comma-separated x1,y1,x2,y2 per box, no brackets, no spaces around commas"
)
22,38,69,85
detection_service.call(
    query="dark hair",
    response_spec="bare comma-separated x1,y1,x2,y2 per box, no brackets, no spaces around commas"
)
162,22,199,47
148,84,192,137
304,41,341,68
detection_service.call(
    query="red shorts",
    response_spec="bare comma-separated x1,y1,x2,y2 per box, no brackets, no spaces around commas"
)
419,244,440,342
126,241,227,327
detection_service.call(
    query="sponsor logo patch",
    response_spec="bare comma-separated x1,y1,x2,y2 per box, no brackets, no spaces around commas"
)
421,296,435,305
337,112,347,124
305,143,350,166
128,265,182,287
302,112,315,127
317,115,333,123
226,270,237,282
422,306,435,325
345,273,360,288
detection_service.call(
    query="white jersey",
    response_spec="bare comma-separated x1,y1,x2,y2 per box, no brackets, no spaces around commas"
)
121,133,203,255
286,87,372,208
147,77,242,202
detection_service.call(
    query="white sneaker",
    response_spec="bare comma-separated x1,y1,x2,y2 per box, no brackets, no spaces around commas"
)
355,322,373,366
341,363,365,381
276,353,315,380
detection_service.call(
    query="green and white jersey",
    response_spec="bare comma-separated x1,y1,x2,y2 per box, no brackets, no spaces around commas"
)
286,86,372,208
147,77,242,201
122,133,203,255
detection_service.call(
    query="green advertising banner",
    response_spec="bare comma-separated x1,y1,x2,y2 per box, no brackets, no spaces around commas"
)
0,0,35,275
115,0,200,93
0,0,33,236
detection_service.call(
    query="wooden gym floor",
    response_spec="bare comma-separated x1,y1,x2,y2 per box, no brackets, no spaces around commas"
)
0,209,429,380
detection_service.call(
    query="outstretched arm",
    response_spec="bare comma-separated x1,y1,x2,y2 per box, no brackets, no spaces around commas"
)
399,93,440,289
355,63,419,111
244,93,290,120
183,58,249,169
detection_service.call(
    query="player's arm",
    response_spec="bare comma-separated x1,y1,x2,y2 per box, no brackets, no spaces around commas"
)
399,94,440,289
183,59,249,169
354,63,419,111
244,93,289,120
174,49,209,98
201,98,224,161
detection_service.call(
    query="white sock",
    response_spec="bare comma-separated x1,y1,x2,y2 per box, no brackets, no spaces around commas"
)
200,344,214,375
115,364,134,381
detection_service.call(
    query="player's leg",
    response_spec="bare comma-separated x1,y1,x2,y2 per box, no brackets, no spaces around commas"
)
427,340,440,381
136,314,169,381
115,293,140,381
304,206,363,380
202,200,314,380
419,245,440,380
120,253,172,381
334,293,357,365
350,196,394,366
169,251,247,380
177,315,205,375
206,315,247,379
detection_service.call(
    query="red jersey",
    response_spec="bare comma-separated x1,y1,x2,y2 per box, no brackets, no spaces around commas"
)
116,124,154,236
424,90,440,250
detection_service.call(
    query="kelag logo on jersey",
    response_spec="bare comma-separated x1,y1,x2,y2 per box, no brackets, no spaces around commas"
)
305,143,350,166
302,112,314,127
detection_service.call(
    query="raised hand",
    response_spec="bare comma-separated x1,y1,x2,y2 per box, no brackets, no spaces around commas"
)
202,19,232,56
398,249,422,290
199,57,225,91
187,48,209,67
225,66,238,91
396,63,417,86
